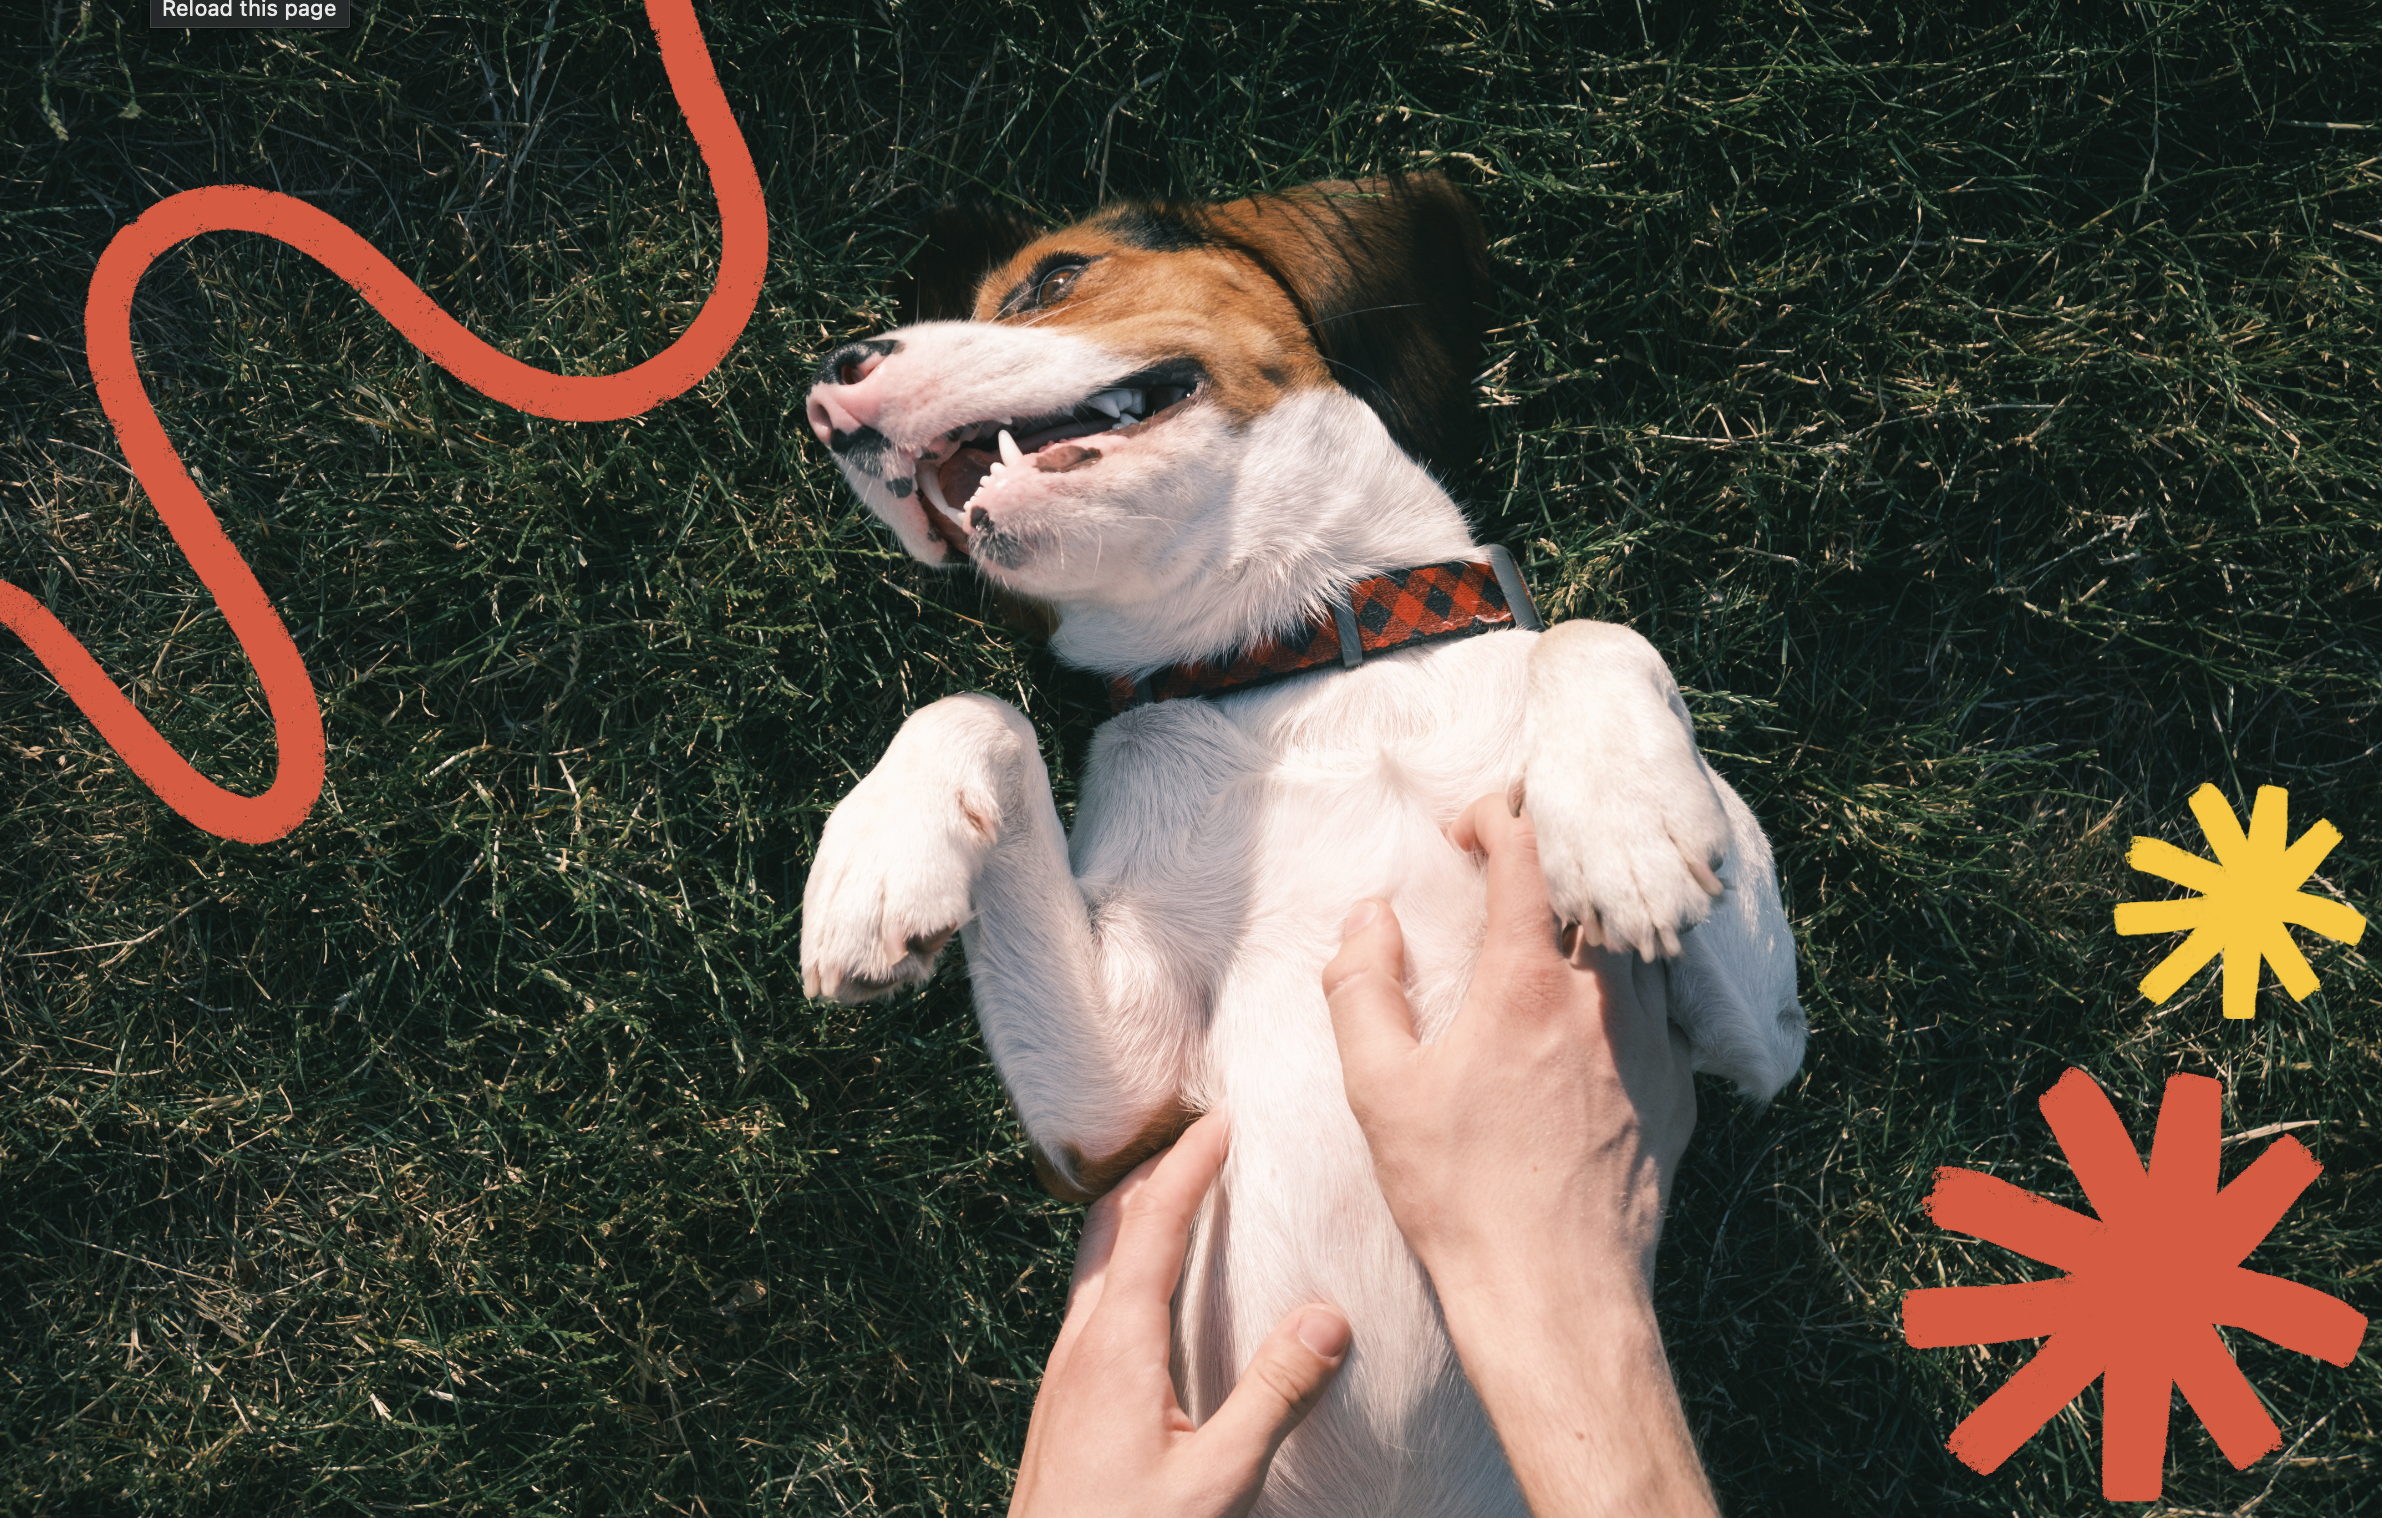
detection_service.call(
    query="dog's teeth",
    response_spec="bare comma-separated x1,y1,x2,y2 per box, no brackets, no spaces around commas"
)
919,465,954,517
997,428,1024,466
1087,390,1125,419
1122,388,1145,415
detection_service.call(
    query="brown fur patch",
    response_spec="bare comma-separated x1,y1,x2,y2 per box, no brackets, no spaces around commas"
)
965,175,1491,471
971,227,1333,430
1028,1097,1202,1203
1192,177,1492,472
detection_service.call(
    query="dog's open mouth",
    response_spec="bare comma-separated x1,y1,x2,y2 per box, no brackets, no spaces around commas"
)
918,362,1203,553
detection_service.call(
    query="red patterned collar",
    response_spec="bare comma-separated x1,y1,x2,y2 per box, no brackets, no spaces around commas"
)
1105,545,1542,712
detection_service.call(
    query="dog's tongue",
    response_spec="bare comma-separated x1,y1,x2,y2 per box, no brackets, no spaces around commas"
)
938,451,994,513
933,417,1118,527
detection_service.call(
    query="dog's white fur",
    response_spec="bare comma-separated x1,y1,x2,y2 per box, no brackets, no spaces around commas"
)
800,208,1803,1515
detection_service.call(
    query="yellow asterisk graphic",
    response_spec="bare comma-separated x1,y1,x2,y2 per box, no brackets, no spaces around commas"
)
2115,784,2367,1019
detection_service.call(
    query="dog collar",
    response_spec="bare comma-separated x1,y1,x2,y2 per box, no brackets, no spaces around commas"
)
1106,544,1544,712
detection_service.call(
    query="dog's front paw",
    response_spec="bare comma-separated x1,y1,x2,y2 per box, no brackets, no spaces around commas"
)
1526,765,1729,962
800,696,1022,1002
1522,621,1732,961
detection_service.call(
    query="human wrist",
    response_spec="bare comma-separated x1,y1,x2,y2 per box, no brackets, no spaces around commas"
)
1402,1187,1666,1312
1427,1256,1715,1518
1426,1236,1660,1358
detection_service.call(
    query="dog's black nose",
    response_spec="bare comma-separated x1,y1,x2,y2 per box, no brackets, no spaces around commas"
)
807,338,903,460
812,337,900,390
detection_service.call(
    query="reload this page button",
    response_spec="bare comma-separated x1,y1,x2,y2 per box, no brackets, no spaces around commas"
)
150,0,349,29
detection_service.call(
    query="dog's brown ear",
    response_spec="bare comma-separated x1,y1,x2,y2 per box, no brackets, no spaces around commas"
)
894,204,1044,324
1193,175,1493,475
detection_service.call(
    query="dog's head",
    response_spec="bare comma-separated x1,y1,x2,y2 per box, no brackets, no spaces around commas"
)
804,176,1492,635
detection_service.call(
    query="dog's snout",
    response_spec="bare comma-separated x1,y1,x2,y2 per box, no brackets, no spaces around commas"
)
806,338,901,452
804,394,862,451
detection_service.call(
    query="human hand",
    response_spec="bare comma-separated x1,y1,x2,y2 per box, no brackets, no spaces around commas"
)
1008,1111,1353,1518
1321,793,1698,1295
1320,795,1717,1518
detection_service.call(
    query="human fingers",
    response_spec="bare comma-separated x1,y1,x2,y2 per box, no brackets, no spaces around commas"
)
1465,794,1563,964
1049,1145,1147,1352
1609,951,1692,1084
1180,1304,1353,1517
1014,1175,1132,1511
1067,1178,1128,1304
1322,899,1419,1098
1090,1110,1231,1343
1451,795,1584,1024
1596,950,1698,1182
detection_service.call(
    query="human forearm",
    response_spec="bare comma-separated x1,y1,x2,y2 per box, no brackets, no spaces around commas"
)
1322,796,1718,1517
1429,1255,1717,1518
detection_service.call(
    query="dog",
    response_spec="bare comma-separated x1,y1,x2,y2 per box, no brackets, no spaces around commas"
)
798,175,1804,1516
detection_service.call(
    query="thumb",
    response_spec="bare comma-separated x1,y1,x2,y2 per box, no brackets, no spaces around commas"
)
1185,1305,1351,1504
1451,793,1564,968
1322,899,1419,1091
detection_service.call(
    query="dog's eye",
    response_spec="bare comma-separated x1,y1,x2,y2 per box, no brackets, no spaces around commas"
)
1033,264,1085,307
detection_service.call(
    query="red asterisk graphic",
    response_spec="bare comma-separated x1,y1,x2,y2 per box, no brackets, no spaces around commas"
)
1902,1068,2368,1501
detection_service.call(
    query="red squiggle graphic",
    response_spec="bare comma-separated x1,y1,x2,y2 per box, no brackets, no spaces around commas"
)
0,0,765,844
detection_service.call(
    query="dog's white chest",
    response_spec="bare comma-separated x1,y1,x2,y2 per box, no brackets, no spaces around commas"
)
802,602,1801,1517
1071,631,1534,1054
1062,635,1537,1516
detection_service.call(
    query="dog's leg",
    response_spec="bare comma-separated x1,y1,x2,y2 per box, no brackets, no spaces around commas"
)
1520,620,1733,960
1520,620,1804,1098
1667,773,1807,1100
801,693,1198,1198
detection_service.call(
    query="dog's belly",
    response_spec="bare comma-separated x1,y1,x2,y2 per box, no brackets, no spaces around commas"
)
1140,632,1537,1517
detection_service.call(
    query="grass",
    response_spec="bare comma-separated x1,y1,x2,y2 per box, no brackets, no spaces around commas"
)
3,0,2378,1512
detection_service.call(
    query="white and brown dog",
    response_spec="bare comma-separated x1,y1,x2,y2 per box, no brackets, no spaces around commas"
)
799,176,1803,1516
